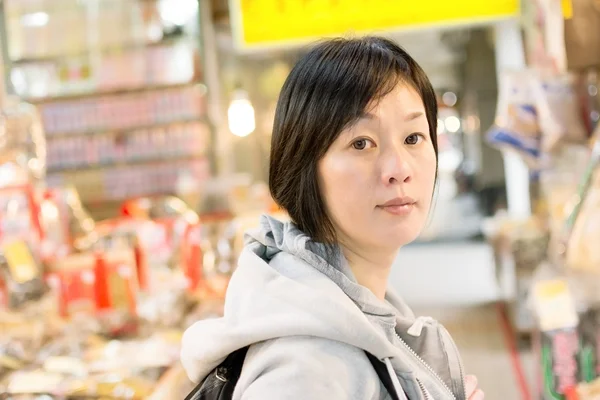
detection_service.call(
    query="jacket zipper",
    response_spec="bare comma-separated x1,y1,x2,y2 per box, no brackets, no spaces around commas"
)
416,378,431,400
394,332,456,400
439,325,466,400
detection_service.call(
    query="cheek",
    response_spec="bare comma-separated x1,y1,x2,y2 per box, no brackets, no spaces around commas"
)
319,155,373,217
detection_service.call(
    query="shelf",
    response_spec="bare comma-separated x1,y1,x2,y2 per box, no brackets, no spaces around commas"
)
11,36,192,65
45,116,207,139
47,153,206,174
24,81,205,104
6,0,159,17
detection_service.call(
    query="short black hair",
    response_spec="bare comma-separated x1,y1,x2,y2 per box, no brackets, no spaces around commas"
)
269,36,438,244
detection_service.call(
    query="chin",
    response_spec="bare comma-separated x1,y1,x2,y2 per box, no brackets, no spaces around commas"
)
375,228,422,250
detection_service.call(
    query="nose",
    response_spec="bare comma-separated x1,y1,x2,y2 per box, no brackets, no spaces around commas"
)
381,147,412,185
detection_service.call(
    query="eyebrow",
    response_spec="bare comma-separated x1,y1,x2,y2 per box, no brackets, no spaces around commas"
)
405,111,425,121
358,111,425,122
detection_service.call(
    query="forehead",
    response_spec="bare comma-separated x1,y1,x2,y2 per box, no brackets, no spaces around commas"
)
368,83,426,118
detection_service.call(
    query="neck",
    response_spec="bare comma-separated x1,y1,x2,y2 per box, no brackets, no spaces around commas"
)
339,242,398,300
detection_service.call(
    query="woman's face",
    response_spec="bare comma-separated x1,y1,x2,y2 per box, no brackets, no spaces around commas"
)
318,83,437,252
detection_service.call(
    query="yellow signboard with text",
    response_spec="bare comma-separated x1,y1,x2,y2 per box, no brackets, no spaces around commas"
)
231,0,520,50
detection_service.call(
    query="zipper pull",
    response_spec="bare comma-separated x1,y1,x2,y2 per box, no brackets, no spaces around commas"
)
407,316,435,337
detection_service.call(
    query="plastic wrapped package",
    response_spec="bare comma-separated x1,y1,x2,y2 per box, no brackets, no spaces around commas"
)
136,268,189,329
91,249,140,336
487,70,542,168
45,252,99,317
531,73,588,152
0,306,49,379
538,143,591,261
0,96,46,184
528,267,583,399
0,240,46,309
566,173,600,274
41,187,96,256
121,195,200,269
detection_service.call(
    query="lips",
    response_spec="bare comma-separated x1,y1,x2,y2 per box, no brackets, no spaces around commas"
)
379,196,416,207
377,196,416,216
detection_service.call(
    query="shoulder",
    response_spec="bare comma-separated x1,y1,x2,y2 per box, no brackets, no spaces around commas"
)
233,335,384,400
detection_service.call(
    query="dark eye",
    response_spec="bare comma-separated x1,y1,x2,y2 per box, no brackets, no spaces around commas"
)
352,139,367,150
405,134,422,145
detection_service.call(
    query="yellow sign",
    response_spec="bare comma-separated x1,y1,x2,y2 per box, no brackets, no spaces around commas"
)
231,0,520,50
561,0,573,19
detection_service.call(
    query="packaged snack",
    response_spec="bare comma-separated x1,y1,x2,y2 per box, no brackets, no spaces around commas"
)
531,73,588,152
182,222,204,292
95,249,138,313
41,187,96,256
45,252,98,317
487,70,542,168
540,328,580,399
566,176,600,274
0,184,44,254
579,308,600,383
0,97,47,183
564,128,600,272
0,240,45,309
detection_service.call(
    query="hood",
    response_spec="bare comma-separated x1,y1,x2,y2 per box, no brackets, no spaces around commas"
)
181,214,415,383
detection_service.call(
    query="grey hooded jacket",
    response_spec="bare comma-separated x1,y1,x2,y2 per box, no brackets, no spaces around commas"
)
181,215,466,400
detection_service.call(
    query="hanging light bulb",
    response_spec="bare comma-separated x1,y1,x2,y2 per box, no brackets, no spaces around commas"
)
228,89,256,137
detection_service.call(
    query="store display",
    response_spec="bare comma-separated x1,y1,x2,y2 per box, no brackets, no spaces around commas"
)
0,186,240,397
39,85,206,136
2,0,211,219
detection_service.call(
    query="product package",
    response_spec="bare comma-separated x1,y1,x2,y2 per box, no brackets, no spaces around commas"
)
579,308,600,383
566,173,600,274
0,240,45,309
540,327,581,399
94,249,139,335
41,187,96,255
0,97,46,183
531,73,588,153
45,252,98,317
531,276,581,399
487,70,542,168
0,184,44,254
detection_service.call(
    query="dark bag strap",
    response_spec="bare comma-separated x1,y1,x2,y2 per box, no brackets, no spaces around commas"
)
185,347,402,400
365,352,402,400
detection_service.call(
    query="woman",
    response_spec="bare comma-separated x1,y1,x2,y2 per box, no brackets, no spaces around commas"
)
182,36,484,400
